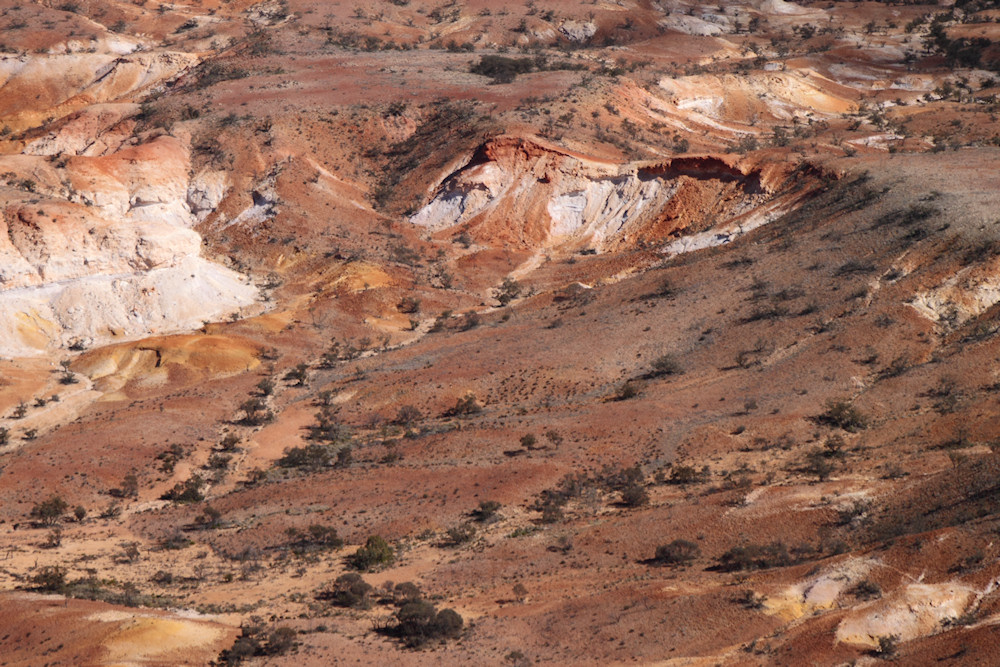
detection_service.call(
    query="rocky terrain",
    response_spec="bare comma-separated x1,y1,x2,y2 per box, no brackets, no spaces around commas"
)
1,0,1000,664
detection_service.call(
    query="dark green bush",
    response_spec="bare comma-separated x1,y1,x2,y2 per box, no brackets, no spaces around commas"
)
348,535,395,571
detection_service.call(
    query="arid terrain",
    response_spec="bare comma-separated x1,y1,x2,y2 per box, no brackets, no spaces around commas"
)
2,0,1000,664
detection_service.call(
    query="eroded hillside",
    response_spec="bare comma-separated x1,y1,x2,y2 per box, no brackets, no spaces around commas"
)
2,0,1000,665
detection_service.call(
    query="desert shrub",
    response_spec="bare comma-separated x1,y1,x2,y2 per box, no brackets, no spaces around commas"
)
803,448,836,481
278,443,331,470
397,296,421,313
620,483,649,507
348,535,395,571
447,392,482,417
614,380,642,400
238,398,274,426
735,589,766,609
716,541,796,572
849,579,882,601
284,363,309,386
649,354,683,377
161,531,193,550
652,539,701,567
256,378,275,396
493,278,522,305
323,573,373,608
161,475,205,503
647,277,679,299
308,405,352,443
286,524,343,552
387,600,464,647
459,311,480,330
470,55,534,83
666,465,710,485
195,506,222,529
30,495,69,526
392,581,424,605
834,259,876,276
817,399,868,432
30,565,67,592
218,620,298,665
445,522,477,546
873,634,899,659
220,434,242,451
471,500,501,523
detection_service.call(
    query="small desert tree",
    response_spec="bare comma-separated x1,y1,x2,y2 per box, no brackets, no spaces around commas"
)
30,495,69,526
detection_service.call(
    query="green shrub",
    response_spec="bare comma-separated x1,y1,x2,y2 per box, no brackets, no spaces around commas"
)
323,573,373,608
390,600,464,647
348,535,395,571
817,399,869,432
30,495,68,526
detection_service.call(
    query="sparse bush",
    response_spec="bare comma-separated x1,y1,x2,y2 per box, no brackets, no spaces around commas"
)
803,448,836,482
348,535,395,571
397,296,421,314
620,483,649,507
30,565,67,592
652,539,700,567
614,380,642,401
286,524,344,552
386,600,464,647
716,541,796,572
470,55,535,83
278,443,331,470
649,353,683,377
256,378,275,396
817,399,868,432
666,465,710,485
494,278,522,306
873,634,899,659
849,579,882,601
471,500,501,523
284,363,309,386
161,475,205,503
218,620,298,665
323,572,373,608
445,522,477,546
735,589,766,609
447,392,482,417
238,398,274,426
30,495,68,526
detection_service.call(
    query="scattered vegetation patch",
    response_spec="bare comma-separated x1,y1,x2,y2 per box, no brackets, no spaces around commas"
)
348,535,395,572
376,600,464,648
650,540,701,567
815,399,869,432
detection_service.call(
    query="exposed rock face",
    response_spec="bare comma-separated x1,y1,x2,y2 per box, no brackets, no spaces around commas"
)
0,135,259,357
0,52,197,132
410,137,776,252
558,20,597,42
